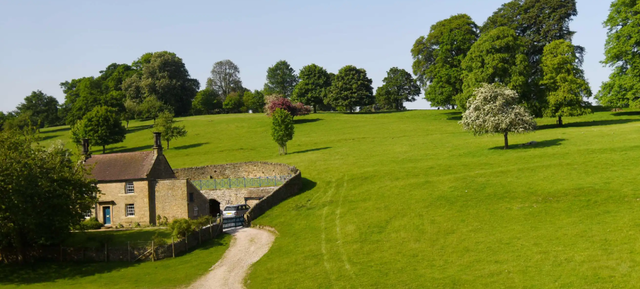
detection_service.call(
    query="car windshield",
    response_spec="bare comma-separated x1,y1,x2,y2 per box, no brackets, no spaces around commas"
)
223,206,237,211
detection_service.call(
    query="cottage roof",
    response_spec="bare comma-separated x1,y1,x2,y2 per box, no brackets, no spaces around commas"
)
85,151,156,182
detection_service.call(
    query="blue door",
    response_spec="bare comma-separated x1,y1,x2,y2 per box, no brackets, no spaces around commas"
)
103,207,111,225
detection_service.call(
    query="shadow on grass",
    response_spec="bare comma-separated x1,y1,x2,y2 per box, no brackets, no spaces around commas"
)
612,111,640,117
443,111,462,121
294,118,321,124
39,135,59,141
126,124,154,134
489,138,566,150
290,147,331,155
0,234,227,286
173,142,209,150
41,126,70,134
537,119,640,130
356,110,407,115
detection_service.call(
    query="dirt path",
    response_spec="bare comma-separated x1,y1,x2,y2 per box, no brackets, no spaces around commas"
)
189,227,276,289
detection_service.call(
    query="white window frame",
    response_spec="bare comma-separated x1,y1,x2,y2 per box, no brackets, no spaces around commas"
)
125,182,135,194
126,204,135,217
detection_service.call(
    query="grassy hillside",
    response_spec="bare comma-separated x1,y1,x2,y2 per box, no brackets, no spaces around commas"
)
29,109,640,288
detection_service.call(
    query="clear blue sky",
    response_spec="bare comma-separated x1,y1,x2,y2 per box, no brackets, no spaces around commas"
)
0,0,611,112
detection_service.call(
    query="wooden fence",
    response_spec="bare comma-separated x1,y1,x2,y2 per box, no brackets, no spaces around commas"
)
0,222,223,264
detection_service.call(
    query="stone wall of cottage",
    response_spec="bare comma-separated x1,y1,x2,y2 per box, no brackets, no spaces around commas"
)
96,180,151,226
155,179,188,222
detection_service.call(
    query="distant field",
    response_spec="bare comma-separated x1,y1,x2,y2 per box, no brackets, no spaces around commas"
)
15,108,640,288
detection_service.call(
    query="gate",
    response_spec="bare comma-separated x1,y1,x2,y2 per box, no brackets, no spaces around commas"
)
222,216,245,229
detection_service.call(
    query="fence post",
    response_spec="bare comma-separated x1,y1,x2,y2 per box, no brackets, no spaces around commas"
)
172,236,175,258
128,242,131,263
151,240,155,262
209,219,213,237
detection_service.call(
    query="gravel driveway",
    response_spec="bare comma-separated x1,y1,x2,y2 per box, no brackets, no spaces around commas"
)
189,227,276,289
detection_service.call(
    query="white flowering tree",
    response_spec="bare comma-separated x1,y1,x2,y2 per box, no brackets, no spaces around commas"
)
460,83,536,149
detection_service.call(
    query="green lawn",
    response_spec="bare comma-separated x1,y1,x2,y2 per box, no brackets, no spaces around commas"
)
12,108,640,288
0,234,231,289
63,228,173,248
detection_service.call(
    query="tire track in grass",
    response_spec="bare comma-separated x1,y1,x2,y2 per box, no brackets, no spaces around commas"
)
335,177,361,288
321,180,338,287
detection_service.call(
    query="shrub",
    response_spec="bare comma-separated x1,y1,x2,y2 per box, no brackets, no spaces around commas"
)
75,217,103,231
152,232,168,246
169,218,194,239
293,102,311,116
192,215,215,230
266,95,295,116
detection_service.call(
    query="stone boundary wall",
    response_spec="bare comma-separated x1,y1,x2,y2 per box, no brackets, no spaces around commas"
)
0,223,222,264
174,162,299,180
244,171,303,224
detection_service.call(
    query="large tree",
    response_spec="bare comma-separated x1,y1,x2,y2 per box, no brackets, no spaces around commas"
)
375,67,421,110
460,84,536,149
206,60,243,101
460,27,529,109
223,92,244,113
292,64,332,113
123,51,200,116
16,90,60,128
264,60,299,98
481,0,581,115
71,106,126,154
243,90,265,113
541,40,592,126
0,131,98,261
596,0,640,108
411,14,479,109
327,65,374,112
191,88,221,115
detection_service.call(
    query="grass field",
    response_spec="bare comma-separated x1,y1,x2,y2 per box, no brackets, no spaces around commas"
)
10,108,640,288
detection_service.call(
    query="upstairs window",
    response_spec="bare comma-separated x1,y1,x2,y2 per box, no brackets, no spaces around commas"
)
125,182,135,194
126,204,135,217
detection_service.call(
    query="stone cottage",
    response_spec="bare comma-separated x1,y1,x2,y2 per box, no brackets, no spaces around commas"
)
83,132,209,226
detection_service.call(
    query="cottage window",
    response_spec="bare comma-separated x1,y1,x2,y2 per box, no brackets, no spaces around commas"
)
194,206,198,216
189,192,194,202
125,182,135,194
126,204,135,217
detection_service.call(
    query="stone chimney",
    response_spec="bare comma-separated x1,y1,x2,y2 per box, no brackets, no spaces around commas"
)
153,132,163,157
82,138,91,161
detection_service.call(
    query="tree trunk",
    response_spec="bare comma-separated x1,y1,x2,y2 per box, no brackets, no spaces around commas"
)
558,115,563,126
103,145,106,154
126,120,129,129
503,132,509,150
313,105,317,113
166,140,170,149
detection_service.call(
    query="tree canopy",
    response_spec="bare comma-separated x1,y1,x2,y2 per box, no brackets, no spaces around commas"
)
481,0,581,115
264,60,299,98
460,84,536,149
16,90,60,128
206,60,243,101
292,64,332,113
122,51,200,116
327,65,374,112
223,92,244,113
0,131,98,259
243,90,265,113
191,88,222,115
596,0,640,108
541,40,592,125
460,27,529,110
411,14,479,109
71,106,126,154
375,67,420,110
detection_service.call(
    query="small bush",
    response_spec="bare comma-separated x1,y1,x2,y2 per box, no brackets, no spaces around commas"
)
134,222,141,228
152,232,168,246
75,217,103,231
169,218,194,239
293,102,311,116
266,96,295,116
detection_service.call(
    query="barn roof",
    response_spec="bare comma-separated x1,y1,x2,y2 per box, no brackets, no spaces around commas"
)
85,151,156,182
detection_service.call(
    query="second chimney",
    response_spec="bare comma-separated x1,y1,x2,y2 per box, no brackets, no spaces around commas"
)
153,132,163,157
